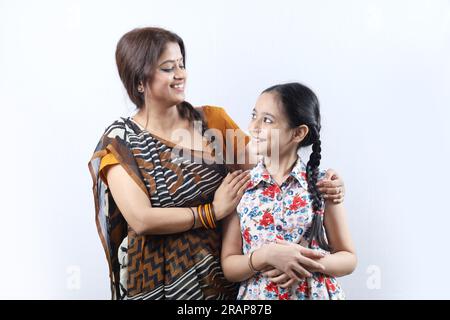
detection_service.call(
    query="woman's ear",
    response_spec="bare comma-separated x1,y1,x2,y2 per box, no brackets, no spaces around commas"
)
292,125,309,143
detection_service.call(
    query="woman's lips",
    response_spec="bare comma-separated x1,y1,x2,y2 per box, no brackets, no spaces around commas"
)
170,83,185,92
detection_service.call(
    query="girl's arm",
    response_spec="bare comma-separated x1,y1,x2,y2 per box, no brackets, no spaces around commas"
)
221,213,326,283
106,163,250,236
315,201,357,277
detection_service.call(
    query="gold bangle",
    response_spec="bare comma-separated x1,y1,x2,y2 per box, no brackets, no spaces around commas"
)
188,207,196,230
205,203,215,229
202,204,211,229
197,205,207,229
248,250,260,274
209,203,217,228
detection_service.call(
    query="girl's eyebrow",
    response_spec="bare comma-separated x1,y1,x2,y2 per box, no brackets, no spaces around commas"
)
252,109,276,118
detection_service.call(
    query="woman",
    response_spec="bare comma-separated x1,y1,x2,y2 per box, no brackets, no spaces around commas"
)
221,83,356,300
88,27,345,300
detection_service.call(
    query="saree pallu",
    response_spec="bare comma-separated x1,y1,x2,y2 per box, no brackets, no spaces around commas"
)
89,106,246,300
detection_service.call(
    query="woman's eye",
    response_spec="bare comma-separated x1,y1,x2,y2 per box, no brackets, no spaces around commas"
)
161,67,174,72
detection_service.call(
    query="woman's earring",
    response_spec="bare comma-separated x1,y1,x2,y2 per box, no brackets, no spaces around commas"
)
137,81,144,93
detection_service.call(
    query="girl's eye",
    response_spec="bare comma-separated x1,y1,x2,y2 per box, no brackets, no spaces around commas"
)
264,117,273,124
179,64,185,69
251,113,256,119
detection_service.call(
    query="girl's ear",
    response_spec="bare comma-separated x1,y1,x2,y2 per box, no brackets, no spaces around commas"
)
292,125,309,143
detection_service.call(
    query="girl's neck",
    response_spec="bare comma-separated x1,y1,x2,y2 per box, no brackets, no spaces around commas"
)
264,150,299,186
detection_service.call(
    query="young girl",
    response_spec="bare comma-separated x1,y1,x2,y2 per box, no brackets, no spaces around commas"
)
221,82,357,300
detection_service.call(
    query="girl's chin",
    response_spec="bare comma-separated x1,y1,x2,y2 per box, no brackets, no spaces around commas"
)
249,141,269,157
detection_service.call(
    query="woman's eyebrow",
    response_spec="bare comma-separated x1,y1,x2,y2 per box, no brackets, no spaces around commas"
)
159,58,184,65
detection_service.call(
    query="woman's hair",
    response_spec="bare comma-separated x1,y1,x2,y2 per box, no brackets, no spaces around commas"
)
262,82,330,251
115,27,204,129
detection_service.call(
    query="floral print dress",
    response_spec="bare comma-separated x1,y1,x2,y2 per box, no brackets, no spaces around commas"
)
236,157,345,300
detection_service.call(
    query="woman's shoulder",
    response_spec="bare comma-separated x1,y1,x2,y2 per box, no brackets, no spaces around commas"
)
196,105,225,112
102,116,138,139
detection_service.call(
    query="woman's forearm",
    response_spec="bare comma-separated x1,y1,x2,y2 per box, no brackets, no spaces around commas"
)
133,206,202,236
316,251,357,277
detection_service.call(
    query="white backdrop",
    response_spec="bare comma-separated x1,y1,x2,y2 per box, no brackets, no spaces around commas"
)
1,0,449,299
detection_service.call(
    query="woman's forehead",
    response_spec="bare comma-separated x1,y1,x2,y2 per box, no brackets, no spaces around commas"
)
158,42,183,63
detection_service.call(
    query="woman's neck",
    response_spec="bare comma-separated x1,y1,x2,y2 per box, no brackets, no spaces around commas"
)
136,102,184,134
264,150,299,186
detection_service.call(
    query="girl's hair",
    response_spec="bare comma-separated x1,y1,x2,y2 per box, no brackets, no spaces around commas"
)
262,82,330,251
115,27,205,130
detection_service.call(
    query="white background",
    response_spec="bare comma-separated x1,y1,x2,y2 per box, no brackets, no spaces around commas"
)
1,0,449,299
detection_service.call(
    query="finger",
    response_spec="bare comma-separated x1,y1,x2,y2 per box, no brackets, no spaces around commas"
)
319,187,341,195
323,193,342,200
263,269,283,277
301,248,326,260
317,180,341,189
269,273,290,284
229,171,250,188
324,169,336,181
225,170,242,184
298,256,326,271
279,278,296,289
233,174,251,192
291,265,312,278
287,271,301,282
236,180,250,198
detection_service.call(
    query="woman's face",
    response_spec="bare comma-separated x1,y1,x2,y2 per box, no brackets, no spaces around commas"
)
146,42,187,107
248,92,304,159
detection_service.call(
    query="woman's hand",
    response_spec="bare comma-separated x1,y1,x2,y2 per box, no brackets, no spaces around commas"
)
261,240,326,282
213,170,251,220
317,169,345,204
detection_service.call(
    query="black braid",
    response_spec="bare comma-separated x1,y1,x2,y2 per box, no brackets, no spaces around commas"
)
305,127,330,251
262,82,330,251
177,101,207,135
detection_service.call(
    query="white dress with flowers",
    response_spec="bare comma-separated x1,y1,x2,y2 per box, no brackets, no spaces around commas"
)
236,157,345,300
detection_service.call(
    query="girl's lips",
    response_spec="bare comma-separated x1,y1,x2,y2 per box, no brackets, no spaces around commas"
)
251,136,266,143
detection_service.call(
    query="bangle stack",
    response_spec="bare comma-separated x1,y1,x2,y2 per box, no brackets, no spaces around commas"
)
196,203,217,229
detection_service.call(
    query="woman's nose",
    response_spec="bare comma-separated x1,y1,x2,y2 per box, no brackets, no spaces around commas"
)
174,66,185,80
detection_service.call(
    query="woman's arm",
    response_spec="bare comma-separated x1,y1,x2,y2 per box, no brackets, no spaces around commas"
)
221,213,326,283
315,201,357,277
106,163,250,236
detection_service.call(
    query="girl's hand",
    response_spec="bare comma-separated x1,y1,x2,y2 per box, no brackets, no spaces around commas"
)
263,240,326,281
262,268,297,289
317,169,345,204
213,170,251,220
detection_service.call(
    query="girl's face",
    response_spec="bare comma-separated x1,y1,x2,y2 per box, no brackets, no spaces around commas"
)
145,42,187,107
248,92,308,159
